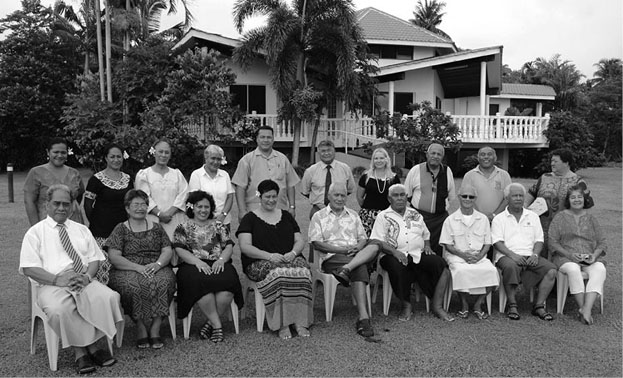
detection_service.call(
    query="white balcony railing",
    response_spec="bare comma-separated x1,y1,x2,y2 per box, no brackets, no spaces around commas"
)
186,113,549,148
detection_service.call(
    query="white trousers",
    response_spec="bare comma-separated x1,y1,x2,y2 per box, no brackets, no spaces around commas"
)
559,262,606,296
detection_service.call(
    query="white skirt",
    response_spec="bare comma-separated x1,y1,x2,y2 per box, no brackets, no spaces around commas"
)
445,254,499,294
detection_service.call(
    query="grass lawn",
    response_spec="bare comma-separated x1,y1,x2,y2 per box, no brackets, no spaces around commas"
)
0,166,621,376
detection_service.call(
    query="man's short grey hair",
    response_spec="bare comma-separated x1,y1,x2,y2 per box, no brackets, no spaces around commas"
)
205,144,224,156
47,184,73,202
458,184,478,197
426,142,445,156
328,182,347,194
388,183,406,195
504,183,526,197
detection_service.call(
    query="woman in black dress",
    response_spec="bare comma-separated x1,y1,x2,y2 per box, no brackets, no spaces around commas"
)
356,147,400,236
84,144,132,283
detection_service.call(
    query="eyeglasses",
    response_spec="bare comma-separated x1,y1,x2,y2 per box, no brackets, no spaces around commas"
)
130,202,148,209
460,195,476,199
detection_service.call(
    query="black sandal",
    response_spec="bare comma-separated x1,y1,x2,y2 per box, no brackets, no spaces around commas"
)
531,304,553,321
200,322,213,340
210,328,224,343
507,303,520,320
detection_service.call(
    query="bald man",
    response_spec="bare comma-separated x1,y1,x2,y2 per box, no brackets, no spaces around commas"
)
404,143,457,256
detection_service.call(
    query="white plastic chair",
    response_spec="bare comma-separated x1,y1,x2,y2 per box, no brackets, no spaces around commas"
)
244,281,266,332
372,262,430,315
311,248,372,322
443,275,492,315
497,268,536,313
182,302,240,339
556,270,603,314
30,281,123,372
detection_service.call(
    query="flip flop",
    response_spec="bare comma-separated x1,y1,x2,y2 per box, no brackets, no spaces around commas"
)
136,337,150,349
398,311,413,322
75,355,96,375
456,310,469,319
473,310,489,320
150,337,164,349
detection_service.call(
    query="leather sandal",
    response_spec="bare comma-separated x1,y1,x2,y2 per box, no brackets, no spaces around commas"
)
75,355,96,375
136,337,150,349
210,328,224,343
90,349,116,367
150,337,164,349
456,310,469,319
200,322,213,340
531,304,553,321
507,303,520,320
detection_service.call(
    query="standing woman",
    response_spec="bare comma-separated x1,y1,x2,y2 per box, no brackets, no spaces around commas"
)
135,139,189,242
107,189,176,349
356,148,400,236
24,137,85,225
188,144,234,230
524,148,593,257
173,191,243,343
237,179,313,340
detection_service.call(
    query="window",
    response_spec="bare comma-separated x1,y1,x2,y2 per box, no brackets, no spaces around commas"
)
377,92,414,115
436,96,442,110
230,85,266,114
369,44,412,60
489,104,500,115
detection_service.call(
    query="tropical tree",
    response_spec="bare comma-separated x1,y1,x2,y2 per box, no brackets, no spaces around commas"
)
521,54,584,110
592,58,622,86
233,0,368,166
0,0,82,169
409,0,451,40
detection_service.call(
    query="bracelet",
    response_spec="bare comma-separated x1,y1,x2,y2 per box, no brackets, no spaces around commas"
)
289,205,296,209
221,211,228,216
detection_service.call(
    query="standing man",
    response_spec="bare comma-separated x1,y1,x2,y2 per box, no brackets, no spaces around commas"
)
301,140,356,219
308,183,378,337
370,184,454,322
404,142,457,256
20,185,123,374
462,147,512,221
232,126,300,221
491,183,557,321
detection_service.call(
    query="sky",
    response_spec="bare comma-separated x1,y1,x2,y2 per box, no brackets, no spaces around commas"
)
1,0,621,80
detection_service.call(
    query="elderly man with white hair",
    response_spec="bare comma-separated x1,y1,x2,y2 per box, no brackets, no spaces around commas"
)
439,185,499,320
189,144,234,227
491,183,557,321
20,184,123,374
309,182,378,337
369,183,454,322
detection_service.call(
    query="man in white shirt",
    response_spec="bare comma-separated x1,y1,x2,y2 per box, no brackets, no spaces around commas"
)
20,184,123,374
491,183,557,321
370,184,454,322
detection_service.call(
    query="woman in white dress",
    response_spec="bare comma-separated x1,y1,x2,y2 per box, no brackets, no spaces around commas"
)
439,185,499,319
135,139,189,242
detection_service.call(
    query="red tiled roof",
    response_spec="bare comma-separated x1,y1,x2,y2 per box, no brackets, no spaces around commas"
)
356,7,453,45
501,83,556,97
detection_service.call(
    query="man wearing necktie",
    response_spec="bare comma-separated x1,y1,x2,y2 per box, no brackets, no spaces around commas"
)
20,184,124,374
301,140,356,219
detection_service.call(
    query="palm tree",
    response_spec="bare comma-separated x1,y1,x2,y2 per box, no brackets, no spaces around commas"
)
233,0,368,165
409,0,451,40
524,54,584,110
592,58,622,86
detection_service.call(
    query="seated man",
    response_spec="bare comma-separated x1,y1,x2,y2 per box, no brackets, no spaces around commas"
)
491,183,557,321
369,184,454,322
439,185,499,320
309,182,378,337
20,185,124,374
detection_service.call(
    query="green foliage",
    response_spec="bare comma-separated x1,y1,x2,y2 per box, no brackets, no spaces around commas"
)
0,0,81,169
535,111,605,174
278,86,322,123
374,101,461,166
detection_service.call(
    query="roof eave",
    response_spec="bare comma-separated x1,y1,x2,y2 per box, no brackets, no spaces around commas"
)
365,39,456,49
491,94,556,100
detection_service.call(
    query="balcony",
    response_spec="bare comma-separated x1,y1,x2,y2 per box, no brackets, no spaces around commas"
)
186,113,550,149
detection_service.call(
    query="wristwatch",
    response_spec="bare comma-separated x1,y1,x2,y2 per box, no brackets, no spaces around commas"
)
289,205,296,209
221,211,228,216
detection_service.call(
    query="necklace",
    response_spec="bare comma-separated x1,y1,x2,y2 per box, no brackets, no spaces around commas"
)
374,169,387,193
128,219,148,232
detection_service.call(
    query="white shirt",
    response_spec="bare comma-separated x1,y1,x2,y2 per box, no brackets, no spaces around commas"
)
188,167,235,224
370,206,430,263
19,216,104,279
491,208,544,263
439,209,491,264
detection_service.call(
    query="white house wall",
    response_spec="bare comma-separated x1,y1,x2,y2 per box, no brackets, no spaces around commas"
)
489,98,511,115
225,58,279,114
412,47,435,60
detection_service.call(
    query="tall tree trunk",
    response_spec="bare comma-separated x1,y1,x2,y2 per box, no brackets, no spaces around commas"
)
309,116,321,164
94,0,105,101
105,0,112,102
290,0,308,167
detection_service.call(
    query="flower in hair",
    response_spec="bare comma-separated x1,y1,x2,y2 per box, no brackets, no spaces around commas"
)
255,191,261,198
149,146,156,156
67,147,74,156
221,157,227,166
123,150,130,159
186,203,194,210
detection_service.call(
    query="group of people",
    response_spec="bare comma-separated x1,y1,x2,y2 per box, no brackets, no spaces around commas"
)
19,130,607,374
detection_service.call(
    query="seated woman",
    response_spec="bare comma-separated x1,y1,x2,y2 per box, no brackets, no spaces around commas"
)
107,189,176,349
172,191,244,343
439,185,499,319
236,179,313,339
548,184,607,325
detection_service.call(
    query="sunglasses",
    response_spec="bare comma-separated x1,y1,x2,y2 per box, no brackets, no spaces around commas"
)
460,195,476,199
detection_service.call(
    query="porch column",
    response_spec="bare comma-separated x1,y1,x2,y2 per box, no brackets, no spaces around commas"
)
389,81,395,114
536,102,543,116
500,148,510,171
479,61,487,116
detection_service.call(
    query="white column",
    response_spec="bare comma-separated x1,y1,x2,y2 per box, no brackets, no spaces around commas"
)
479,61,487,116
389,81,395,114
536,102,543,116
